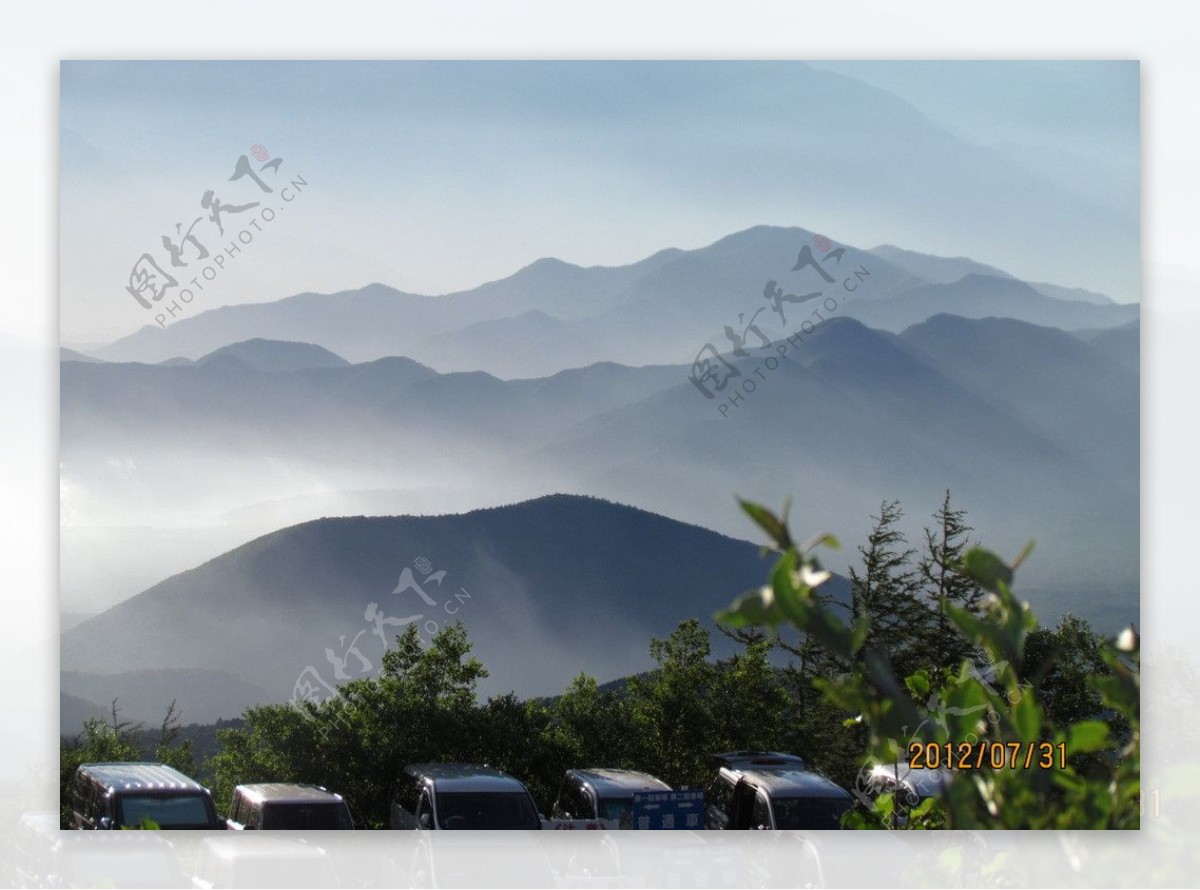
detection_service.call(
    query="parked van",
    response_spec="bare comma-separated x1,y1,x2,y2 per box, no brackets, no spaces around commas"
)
68,762,225,830
551,768,671,827
705,755,852,830
227,783,354,830
390,763,542,830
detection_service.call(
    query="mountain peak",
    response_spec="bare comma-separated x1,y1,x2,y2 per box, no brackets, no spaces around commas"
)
196,338,351,372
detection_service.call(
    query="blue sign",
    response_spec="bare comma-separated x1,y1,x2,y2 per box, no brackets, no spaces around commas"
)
631,790,706,830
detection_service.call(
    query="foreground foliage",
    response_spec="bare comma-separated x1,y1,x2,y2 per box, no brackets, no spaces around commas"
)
719,498,1139,829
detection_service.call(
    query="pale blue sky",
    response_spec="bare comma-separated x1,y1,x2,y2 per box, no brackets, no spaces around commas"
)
60,61,1139,343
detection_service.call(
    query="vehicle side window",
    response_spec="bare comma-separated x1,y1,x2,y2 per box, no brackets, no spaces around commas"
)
553,777,571,817
569,782,592,819
71,774,91,822
751,793,772,830
399,775,420,815
245,801,260,830
707,775,732,816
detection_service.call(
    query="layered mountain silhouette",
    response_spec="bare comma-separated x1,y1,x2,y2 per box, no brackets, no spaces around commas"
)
63,313,1137,625
62,225,1139,724
60,495,809,714
88,227,1137,379
1077,319,1139,371
194,338,350,373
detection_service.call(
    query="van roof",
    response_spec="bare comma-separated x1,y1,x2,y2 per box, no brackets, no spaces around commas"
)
713,751,806,769
234,783,345,804
404,763,529,793
730,767,852,800
568,768,672,796
78,762,208,794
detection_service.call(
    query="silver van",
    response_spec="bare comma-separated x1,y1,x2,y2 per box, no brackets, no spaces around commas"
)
69,762,225,830
390,763,542,830
227,783,354,830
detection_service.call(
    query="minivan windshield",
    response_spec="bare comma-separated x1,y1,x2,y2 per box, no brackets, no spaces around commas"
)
262,802,353,829
435,791,541,829
117,793,215,828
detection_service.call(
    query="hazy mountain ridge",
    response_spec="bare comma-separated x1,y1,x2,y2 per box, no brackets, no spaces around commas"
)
62,312,1138,617
1076,319,1140,371
870,244,1115,305
61,495,810,714
88,227,1136,379
196,338,350,372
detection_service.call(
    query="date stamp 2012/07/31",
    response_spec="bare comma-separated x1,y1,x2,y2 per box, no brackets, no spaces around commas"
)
907,741,1067,771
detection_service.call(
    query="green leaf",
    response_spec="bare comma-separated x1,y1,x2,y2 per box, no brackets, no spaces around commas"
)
801,532,841,553
737,499,792,550
1013,689,1041,741
911,796,937,817
716,586,785,630
1010,539,1036,571
1066,720,1110,755
905,670,931,698
959,548,1013,593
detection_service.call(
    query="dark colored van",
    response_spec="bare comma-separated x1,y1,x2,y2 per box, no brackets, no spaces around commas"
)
391,763,542,830
551,768,671,827
69,762,225,830
227,783,355,830
706,755,853,830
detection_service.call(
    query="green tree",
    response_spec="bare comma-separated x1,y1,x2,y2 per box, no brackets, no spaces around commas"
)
541,674,636,768
849,500,930,680
210,622,489,827
713,639,790,752
627,619,718,788
1024,614,1111,730
918,490,986,676
153,700,199,778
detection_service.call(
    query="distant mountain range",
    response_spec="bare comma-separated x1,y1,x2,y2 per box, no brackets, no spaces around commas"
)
63,312,1137,623
1076,319,1139,371
61,225,1140,725
85,227,1138,379
60,495,810,718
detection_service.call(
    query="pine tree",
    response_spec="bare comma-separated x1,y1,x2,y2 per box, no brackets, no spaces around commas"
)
918,490,986,675
849,500,930,679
